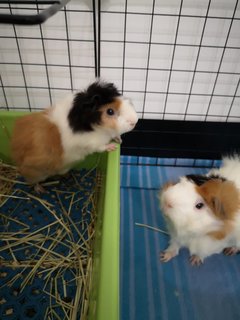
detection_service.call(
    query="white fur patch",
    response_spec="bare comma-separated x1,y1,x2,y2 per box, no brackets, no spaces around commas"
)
210,155,240,189
116,98,138,134
47,93,138,167
161,156,240,261
48,95,111,165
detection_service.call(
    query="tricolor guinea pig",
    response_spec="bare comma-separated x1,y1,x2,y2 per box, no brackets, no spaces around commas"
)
11,81,138,192
159,156,240,266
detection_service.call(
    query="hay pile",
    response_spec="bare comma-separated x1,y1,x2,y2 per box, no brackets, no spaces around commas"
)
0,161,102,319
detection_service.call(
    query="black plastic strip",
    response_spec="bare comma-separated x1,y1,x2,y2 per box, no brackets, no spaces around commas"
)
0,0,70,25
121,119,240,159
0,1,59,4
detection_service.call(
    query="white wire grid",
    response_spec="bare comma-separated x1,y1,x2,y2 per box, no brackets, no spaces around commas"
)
0,0,240,122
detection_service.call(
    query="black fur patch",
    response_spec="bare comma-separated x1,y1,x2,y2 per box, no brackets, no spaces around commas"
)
68,81,121,132
186,174,226,186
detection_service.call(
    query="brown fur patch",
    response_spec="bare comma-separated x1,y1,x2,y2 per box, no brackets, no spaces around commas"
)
11,111,63,184
99,98,121,129
207,221,233,240
196,179,239,240
196,179,239,221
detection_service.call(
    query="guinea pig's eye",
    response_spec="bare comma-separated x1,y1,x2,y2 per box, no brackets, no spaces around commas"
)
195,202,204,210
106,108,114,116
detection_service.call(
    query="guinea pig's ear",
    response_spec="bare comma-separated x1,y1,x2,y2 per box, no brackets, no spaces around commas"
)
198,180,239,221
162,182,175,191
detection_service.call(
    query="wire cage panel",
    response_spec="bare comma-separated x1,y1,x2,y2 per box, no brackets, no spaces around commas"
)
0,0,240,160
0,0,96,110
100,0,240,123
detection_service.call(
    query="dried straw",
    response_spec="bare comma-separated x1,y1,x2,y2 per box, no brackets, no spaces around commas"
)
135,222,169,235
0,161,20,207
0,161,102,319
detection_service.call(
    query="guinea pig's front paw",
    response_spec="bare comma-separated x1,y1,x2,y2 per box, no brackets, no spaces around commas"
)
223,246,240,256
189,255,203,266
105,143,117,152
113,136,122,144
160,250,177,263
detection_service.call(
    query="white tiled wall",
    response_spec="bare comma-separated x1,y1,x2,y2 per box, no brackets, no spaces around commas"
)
0,0,240,122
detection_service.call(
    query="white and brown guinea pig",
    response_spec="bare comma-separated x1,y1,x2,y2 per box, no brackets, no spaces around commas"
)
11,81,138,192
159,155,240,266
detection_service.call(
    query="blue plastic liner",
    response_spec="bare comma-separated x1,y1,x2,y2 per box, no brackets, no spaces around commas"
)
120,158,240,320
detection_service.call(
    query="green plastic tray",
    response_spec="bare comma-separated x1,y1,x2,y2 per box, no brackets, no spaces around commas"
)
0,111,120,320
